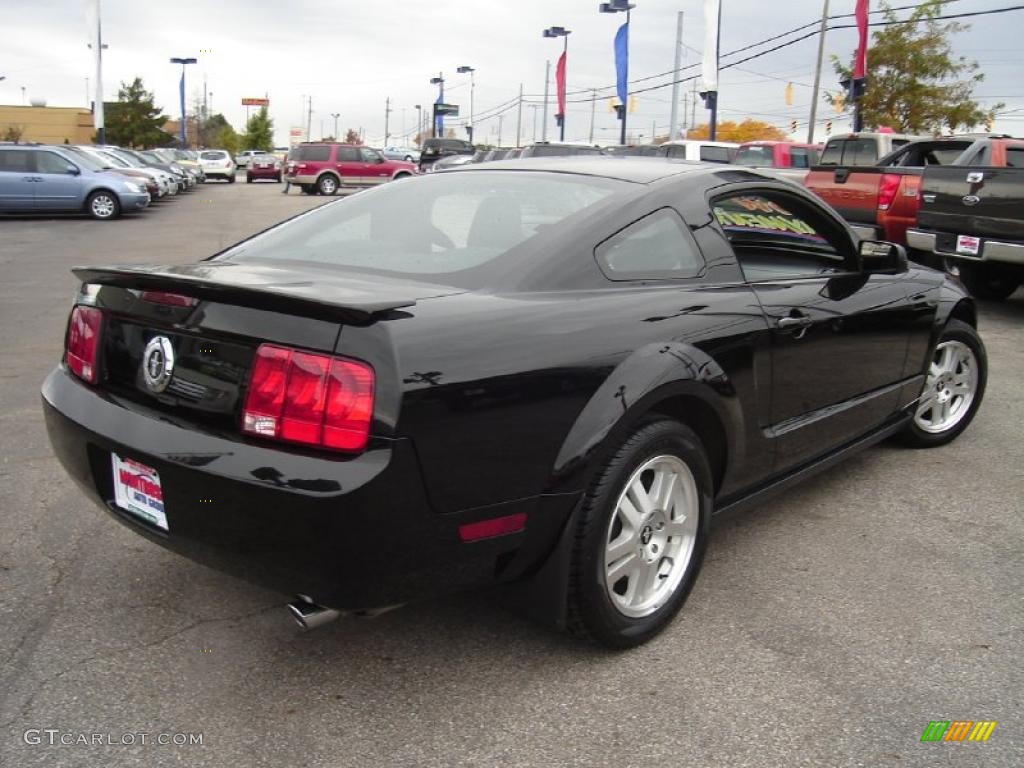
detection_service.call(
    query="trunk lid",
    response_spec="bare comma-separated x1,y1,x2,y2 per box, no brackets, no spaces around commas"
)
917,166,1024,240
75,261,461,434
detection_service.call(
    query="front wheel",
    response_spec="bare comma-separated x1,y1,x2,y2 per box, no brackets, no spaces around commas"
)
567,419,711,648
86,190,120,220
246,174,253,183
899,319,986,448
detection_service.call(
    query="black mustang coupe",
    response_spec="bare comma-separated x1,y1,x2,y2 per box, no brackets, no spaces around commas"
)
42,157,986,647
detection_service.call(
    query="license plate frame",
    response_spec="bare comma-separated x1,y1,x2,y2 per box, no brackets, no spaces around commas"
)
111,453,168,531
955,234,981,256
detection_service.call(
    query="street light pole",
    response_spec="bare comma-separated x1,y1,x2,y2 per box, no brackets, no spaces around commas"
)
600,1,636,146
543,27,572,142
169,56,197,146
414,105,422,146
331,112,340,140
457,66,475,143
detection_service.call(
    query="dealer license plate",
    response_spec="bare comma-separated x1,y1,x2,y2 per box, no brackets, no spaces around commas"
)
111,454,168,531
956,235,980,256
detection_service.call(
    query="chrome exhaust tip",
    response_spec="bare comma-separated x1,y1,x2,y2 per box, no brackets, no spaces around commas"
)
287,597,342,631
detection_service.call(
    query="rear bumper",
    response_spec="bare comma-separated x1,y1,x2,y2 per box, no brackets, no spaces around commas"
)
906,228,1024,266
248,168,280,179
41,366,563,610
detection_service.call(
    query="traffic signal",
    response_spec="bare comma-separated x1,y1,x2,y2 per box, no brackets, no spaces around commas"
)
790,120,798,133
826,120,833,135
784,82,793,107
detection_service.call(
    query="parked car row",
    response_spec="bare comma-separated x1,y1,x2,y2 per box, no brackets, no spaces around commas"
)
0,142,214,220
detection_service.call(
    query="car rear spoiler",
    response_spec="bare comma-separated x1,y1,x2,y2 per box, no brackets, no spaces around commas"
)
72,263,420,324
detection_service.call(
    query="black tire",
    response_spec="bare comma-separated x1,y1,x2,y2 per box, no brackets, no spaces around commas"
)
898,319,986,448
85,190,120,220
566,419,712,648
317,174,339,196
301,184,316,195
227,174,236,184
958,262,1021,301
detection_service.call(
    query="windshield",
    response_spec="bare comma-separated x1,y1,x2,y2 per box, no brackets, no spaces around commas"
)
109,150,145,167
217,171,622,287
65,148,107,172
139,151,164,164
734,146,775,167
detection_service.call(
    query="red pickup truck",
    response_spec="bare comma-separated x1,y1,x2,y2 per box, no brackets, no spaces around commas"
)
804,135,971,245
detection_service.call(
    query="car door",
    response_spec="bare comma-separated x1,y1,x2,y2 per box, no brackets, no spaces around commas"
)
333,146,363,185
712,187,913,471
360,148,390,185
0,148,36,210
32,150,86,210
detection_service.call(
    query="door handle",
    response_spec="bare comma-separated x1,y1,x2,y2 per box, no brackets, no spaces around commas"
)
834,168,849,183
776,314,813,329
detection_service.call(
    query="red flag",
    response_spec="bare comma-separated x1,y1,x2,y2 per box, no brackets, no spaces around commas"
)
555,51,567,119
853,0,869,79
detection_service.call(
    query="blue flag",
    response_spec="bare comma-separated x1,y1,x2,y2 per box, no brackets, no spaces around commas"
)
434,92,444,137
614,22,629,107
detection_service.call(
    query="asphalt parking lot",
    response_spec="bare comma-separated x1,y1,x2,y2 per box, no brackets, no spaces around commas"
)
1,177,1021,768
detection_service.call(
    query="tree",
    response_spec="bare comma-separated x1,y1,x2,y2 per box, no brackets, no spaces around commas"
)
2,124,25,142
241,106,274,151
200,113,233,148
343,128,362,145
215,124,240,155
686,119,787,142
104,77,173,148
830,0,1000,133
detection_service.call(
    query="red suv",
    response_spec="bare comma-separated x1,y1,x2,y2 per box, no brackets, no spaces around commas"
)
284,143,416,195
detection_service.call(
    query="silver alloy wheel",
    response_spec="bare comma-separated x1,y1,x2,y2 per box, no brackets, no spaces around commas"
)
91,194,116,219
319,176,338,195
603,454,699,618
914,340,978,434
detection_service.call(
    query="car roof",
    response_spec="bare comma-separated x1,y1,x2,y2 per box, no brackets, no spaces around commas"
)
449,155,747,184
660,139,739,148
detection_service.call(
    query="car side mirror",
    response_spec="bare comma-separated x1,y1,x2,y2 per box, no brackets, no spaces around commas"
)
65,165,81,176
859,240,908,275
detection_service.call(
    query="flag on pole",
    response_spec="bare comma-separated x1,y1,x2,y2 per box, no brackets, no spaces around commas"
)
701,0,721,93
555,51,567,123
853,0,869,80
614,22,629,107
435,92,444,136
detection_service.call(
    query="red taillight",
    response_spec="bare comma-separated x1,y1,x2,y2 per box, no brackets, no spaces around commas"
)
877,173,902,211
242,344,374,452
65,306,103,384
458,513,527,542
141,290,197,307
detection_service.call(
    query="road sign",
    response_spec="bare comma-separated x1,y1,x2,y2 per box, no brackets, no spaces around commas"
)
242,97,269,107
434,103,459,116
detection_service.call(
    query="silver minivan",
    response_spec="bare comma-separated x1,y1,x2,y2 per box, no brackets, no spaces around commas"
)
0,145,150,219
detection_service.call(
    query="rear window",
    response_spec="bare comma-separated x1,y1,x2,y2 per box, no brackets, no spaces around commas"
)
699,146,732,163
218,171,622,287
201,151,227,160
1005,147,1024,168
734,146,775,167
820,138,877,166
293,145,331,162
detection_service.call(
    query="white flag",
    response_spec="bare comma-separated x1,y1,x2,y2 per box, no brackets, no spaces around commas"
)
702,0,721,93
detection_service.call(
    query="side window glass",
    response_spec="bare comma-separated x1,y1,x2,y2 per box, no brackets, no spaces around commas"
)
595,208,704,281
337,147,360,162
359,148,380,163
713,193,853,281
790,148,809,168
0,150,32,173
1004,147,1024,168
35,151,73,174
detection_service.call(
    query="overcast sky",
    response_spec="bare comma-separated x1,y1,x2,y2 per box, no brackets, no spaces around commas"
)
1,0,1020,147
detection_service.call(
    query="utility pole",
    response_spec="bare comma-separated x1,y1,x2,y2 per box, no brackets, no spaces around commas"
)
516,83,523,147
497,114,504,147
541,59,550,142
89,0,107,144
589,89,597,143
306,96,313,145
669,11,684,142
808,0,830,144
529,104,540,143
384,97,392,145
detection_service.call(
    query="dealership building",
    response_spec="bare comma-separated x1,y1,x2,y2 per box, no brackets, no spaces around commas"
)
0,104,95,144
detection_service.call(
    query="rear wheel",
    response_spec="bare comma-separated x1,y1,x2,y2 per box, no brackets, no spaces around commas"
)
86,190,120,220
567,419,711,648
246,174,253,183
899,319,986,448
958,262,1021,301
318,175,339,195
227,173,236,184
